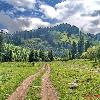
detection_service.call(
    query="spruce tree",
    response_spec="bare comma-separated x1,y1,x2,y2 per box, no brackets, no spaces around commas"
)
39,50,45,61
71,41,77,59
78,35,84,56
34,51,39,62
29,50,34,62
48,50,54,61
0,32,4,61
85,40,91,52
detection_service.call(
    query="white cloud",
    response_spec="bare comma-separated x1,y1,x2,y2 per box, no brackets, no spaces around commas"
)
18,17,50,31
40,0,100,33
40,5,57,19
0,11,50,33
16,7,26,12
40,0,83,20
2,0,36,9
0,0,100,34
65,13,100,33
0,11,21,33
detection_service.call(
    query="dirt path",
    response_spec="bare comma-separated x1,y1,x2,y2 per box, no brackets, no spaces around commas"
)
7,64,59,100
7,66,45,100
85,94,100,99
41,64,59,100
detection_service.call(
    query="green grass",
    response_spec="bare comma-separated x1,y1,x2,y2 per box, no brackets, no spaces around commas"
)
0,60,100,100
0,62,42,100
25,64,45,100
25,76,42,100
50,59,100,100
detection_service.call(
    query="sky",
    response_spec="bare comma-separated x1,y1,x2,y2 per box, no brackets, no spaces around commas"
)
0,0,100,34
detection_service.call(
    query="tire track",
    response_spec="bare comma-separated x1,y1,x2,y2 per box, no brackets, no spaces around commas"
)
41,64,58,100
7,66,45,100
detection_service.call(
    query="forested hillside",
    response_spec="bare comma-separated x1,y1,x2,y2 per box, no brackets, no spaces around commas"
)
5,23,99,57
0,23,100,62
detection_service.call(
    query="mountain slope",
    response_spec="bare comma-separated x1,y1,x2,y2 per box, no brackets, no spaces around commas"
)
5,23,99,57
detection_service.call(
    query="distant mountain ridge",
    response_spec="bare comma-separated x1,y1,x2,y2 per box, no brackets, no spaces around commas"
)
5,23,100,56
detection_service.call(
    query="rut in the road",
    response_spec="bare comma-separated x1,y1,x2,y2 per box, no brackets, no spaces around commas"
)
41,64,59,100
7,66,45,100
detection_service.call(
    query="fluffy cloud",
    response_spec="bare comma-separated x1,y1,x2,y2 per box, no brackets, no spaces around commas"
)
0,11,50,33
17,17,50,31
0,0,100,34
40,5,57,19
2,0,36,9
40,0,83,20
0,11,21,33
40,0,100,34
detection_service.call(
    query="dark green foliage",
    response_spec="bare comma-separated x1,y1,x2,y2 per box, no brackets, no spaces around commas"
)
78,35,84,56
2,50,13,62
71,41,77,59
3,44,30,62
68,50,72,60
29,50,39,62
29,51,34,62
85,40,91,51
48,50,54,61
39,50,45,61
0,32,4,61
0,32,4,52
5,23,84,57
3,23,100,61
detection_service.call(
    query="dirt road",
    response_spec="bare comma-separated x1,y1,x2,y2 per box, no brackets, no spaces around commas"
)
41,64,58,100
7,66,45,100
7,64,58,100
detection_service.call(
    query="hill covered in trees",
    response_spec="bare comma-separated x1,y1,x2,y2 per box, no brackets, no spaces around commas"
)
0,23,100,62
5,23,99,57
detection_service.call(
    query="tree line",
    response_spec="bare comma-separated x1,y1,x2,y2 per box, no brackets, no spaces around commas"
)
61,34,91,61
0,32,54,62
0,31,92,62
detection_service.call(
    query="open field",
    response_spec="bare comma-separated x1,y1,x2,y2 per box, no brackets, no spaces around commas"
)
0,62,42,100
50,59,100,100
0,59,100,100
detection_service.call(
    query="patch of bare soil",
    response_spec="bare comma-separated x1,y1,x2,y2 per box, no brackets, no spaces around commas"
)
85,94,100,100
41,64,59,100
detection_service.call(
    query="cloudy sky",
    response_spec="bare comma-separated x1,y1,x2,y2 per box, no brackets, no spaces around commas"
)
0,0,100,34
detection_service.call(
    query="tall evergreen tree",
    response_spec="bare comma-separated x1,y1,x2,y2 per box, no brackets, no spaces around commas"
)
34,51,39,62
48,50,54,61
71,41,77,59
78,35,84,56
29,50,34,62
3,50,12,62
39,50,45,61
85,40,91,52
29,50,39,62
0,32,4,61
68,50,72,60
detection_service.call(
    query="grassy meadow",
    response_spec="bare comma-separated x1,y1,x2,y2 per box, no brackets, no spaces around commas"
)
0,59,100,100
0,62,42,100
50,59,100,100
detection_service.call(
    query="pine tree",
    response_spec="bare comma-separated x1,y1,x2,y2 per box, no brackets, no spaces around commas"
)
71,41,77,59
85,40,91,52
48,50,54,61
78,35,84,56
29,50,34,62
34,51,39,62
29,50,39,62
3,50,12,62
68,50,72,60
39,50,45,61
8,50,13,61
0,32,4,61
